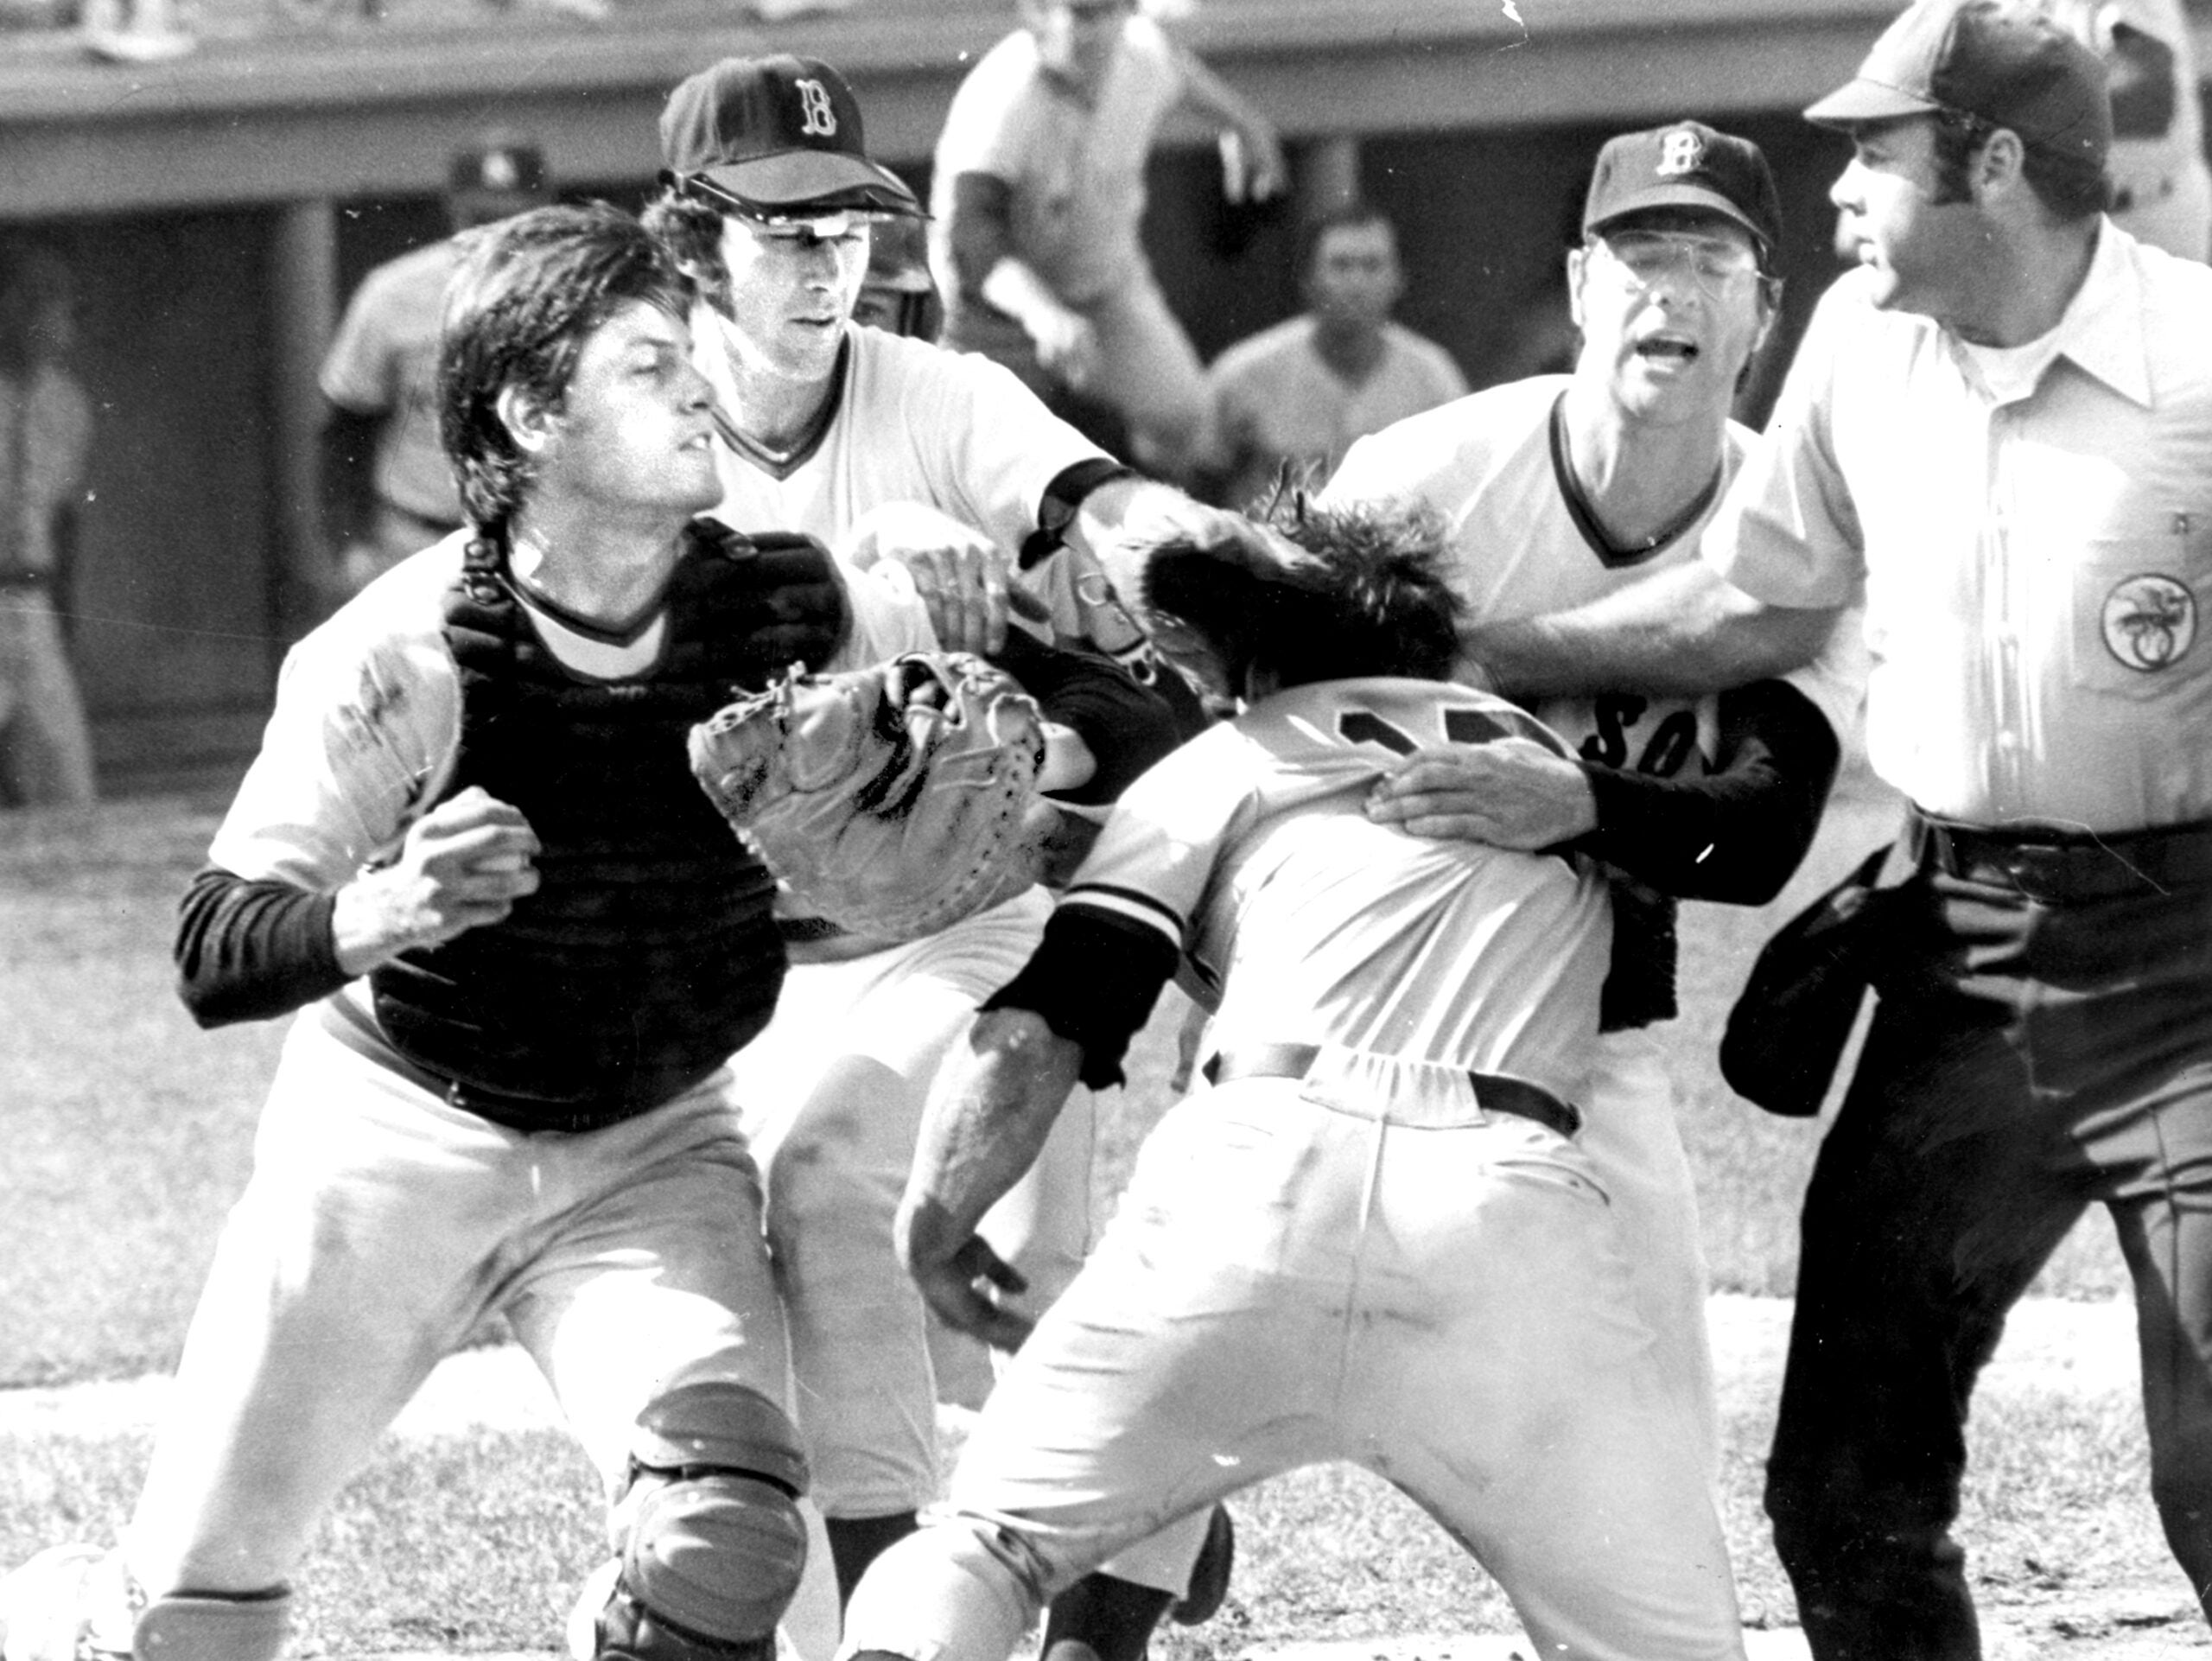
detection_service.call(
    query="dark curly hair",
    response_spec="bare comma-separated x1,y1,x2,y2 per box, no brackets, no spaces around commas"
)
1139,492,1466,699
438,201,690,531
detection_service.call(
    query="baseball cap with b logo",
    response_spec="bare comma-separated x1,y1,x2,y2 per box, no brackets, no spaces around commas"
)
1582,119,1785,255
1804,0,2109,172
659,54,922,220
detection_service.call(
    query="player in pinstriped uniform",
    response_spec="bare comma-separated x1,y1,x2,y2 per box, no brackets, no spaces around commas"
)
836,500,1749,1661
642,54,1232,1660
1339,121,1861,1486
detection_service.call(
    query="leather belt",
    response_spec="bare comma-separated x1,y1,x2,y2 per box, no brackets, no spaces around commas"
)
1910,806,2212,901
1204,1041,1581,1139
440,1076,639,1137
0,568,51,590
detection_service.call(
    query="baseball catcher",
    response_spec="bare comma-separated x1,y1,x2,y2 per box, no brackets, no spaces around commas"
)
690,651,1053,946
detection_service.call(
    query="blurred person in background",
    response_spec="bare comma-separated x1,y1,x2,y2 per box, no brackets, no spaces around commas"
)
930,0,1286,480
1201,200,1467,507
316,130,553,597
0,242,96,808
2039,0,2209,258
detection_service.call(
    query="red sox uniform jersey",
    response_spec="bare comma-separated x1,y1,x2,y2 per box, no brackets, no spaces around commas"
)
1325,375,1865,1483
837,678,1749,1661
694,315,1105,558
688,313,1220,1632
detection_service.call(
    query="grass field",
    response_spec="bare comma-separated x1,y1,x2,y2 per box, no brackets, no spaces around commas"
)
0,779,2167,1655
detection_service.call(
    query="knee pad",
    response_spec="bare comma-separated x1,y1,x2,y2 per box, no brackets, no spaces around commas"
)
582,1374,811,1660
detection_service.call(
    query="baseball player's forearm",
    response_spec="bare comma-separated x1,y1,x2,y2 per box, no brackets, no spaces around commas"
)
1464,561,1838,702
175,864,349,1028
906,1008,1083,1243
1576,678,1842,906
899,1008,1084,1346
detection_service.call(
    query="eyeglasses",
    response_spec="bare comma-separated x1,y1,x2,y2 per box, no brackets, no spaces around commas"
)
665,171,892,241
1588,229,1762,297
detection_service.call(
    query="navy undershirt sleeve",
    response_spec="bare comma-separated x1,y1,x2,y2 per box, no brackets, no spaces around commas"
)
983,905,1180,1090
989,627,1184,806
1573,678,1842,907
175,863,349,1029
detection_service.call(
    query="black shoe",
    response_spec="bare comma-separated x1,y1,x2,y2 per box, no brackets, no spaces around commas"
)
1168,1505,1234,1626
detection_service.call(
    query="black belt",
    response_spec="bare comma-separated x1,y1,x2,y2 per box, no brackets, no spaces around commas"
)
440,1075,641,1137
1910,806,2212,901
0,568,51,590
1203,1042,1581,1139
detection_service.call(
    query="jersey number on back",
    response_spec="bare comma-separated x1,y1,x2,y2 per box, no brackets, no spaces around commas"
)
1337,706,1529,755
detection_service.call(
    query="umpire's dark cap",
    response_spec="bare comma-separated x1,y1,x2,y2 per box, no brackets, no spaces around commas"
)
1805,0,2110,172
1583,120,1784,254
659,55,922,220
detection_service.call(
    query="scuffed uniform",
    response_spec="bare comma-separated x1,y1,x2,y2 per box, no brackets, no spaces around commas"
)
1325,375,1859,1481
135,525,912,1601
839,678,1749,1661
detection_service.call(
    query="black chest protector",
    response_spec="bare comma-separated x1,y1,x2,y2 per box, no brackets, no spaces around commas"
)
371,520,849,1132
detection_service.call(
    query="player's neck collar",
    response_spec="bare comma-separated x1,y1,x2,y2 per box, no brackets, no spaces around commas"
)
1546,389,1720,570
713,337,850,482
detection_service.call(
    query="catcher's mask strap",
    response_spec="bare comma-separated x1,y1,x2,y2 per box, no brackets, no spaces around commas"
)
1020,459,1140,570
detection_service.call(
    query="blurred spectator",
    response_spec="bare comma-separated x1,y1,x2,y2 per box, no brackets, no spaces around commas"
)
930,0,1286,480
1201,201,1468,507
0,245,96,808
79,0,192,64
316,131,552,596
852,213,944,340
2038,0,2209,258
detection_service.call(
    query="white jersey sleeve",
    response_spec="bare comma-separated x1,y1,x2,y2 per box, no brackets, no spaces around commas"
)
207,543,467,889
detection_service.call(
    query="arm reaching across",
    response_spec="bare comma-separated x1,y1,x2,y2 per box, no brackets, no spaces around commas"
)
1461,559,1844,703
897,1007,1085,1351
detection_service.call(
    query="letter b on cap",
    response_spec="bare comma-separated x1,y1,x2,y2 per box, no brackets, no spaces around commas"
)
796,79,838,138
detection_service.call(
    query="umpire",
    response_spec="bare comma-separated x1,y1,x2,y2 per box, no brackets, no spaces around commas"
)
1449,0,2212,1654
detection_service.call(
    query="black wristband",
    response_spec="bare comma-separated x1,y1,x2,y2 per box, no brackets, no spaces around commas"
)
1018,459,1140,570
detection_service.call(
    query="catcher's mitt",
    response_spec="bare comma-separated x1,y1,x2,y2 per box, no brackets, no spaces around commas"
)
690,652,1050,944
